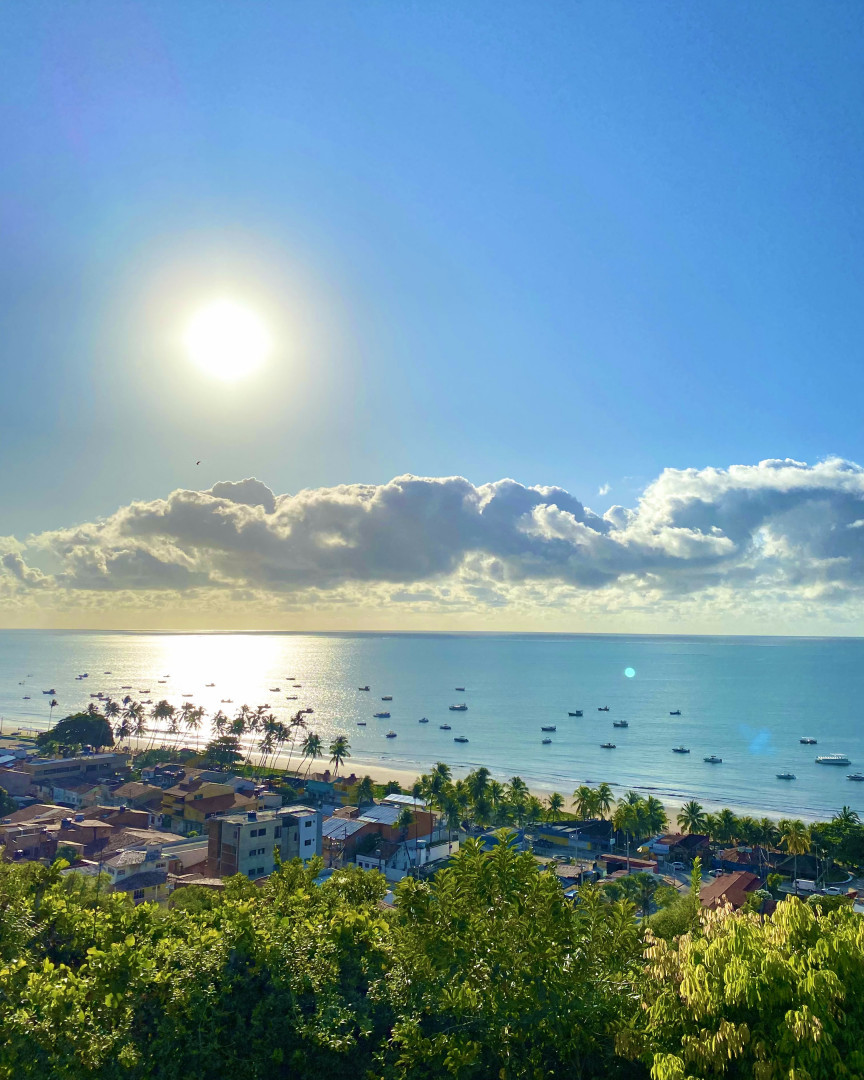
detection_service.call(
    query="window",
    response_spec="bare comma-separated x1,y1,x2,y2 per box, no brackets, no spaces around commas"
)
304,819,312,827
257,866,265,875
304,838,312,847
133,889,144,901
273,827,281,838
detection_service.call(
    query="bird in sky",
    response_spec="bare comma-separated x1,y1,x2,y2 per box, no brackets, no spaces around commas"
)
196,461,201,465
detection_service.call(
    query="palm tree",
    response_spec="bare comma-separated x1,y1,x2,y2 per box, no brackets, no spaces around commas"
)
714,808,739,846
395,807,416,874
834,805,860,827
779,819,811,894
48,698,59,724
355,775,375,806
328,735,351,779
677,800,707,834
300,732,323,779
613,800,642,871
466,767,491,807
85,701,101,717
211,710,228,739
643,795,668,835
572,785,598,821
103,699,120,723
256,715,278,775
184,705,204,754
487,779,506,824
546,792,565,821
594,782,614,819
149,700,174,751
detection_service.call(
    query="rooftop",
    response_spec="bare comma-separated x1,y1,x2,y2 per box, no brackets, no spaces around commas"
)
700,871,761,910
323,817,368,840
112,869,168,892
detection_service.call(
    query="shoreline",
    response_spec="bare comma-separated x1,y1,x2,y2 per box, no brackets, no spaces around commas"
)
2,725,840,827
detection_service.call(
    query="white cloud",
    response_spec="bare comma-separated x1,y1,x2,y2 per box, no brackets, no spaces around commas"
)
598,483,610,496
3,458,864,627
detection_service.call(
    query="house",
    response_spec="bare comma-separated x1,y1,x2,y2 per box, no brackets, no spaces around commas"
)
323,816,379,866
714,846,774,877
534,819,614,855
161,776,255,835
0,767,35,797
671,834,711,862
548,861,600,890
207,806,322,879
107,782,165,813
50,781,108,810
600,854,659,875
355,836,454,881
104,847,170,903
699,871,761,910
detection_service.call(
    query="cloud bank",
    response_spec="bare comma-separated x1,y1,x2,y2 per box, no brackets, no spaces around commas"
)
3,458,864,630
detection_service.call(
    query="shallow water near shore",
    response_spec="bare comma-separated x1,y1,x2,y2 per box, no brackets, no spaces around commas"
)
2,629,864,820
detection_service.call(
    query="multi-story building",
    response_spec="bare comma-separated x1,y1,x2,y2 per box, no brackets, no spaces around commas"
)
161,775,256,835
207,806,321,879
22,752,130,792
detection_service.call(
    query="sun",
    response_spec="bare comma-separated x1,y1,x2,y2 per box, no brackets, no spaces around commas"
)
183,299,272,381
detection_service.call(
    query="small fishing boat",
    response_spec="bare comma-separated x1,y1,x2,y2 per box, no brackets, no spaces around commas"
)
455,687,466,692
286,695,298,700
816,754,850,765
800,737,817,744
440,723,451,730
269,688,281,692
541,725,557,732
669,709,681,716
374,712,391,719
613,720,629,728
419,717,429,723
181,693,193,698
205,683,215,687
454,736,469,743
121,686,132,689
568,710,583,717
103,671,111,674
385,731,397,739
293,685,302,688
42,689,56,695
542,737,552,744
221,698,233,703
672,746,690,754
158,680,166,684
358,685,370,691
598,706,610,712
303,708,314,714
382,696,393,701
449,704,468,711
600,742,616,749
847,773,864,781
139,689,151,694
22,695,30,700
357,721,367,726
776,772,796,780
703,754,723,764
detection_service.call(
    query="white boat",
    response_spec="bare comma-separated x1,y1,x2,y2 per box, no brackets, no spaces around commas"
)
816,754,850,765
800,737,817,745
541,737,552,744
776,772,796,780
847,773,864,781
449,704,468,711
600,742,616,749
454,735,469,743
440,723,451,730
703,755,723,764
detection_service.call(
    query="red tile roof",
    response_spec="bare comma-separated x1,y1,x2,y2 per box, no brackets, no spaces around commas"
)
700,871,760,910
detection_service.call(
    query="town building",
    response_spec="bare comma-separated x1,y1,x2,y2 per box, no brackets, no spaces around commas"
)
21,752,130,789
699,870,761,910
206,806,321,879
161,775,255,835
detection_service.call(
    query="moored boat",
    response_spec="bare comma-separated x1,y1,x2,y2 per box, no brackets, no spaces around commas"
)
440,724,451,730
382,696,393,701
542,737,552,744
600,742,616,749
672,746,690,754
598,706,610,712
800,737,817,744
704,754,723,764
776,772,796,780
373,712,390,719
568,710,583,717
385,731,397,738
541,725,556,732
613,720,629,728
419,717,429,723
669,709,681,716
358,685,370,691
454,735,469,743
816,754,851,765
847,773,864,781
449,704,468,711
455,687,466,692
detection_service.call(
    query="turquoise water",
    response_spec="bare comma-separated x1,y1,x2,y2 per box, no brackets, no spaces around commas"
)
2,630,864,819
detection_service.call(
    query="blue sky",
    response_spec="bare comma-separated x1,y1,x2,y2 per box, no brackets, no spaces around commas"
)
3,3,864,631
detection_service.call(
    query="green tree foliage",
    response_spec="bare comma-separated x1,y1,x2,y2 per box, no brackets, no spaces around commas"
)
36,712,114,753
202,734,243,769
623,897,864,1078
0,785,15,816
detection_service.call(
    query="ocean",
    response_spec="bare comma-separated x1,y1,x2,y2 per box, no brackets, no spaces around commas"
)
2,629,863,821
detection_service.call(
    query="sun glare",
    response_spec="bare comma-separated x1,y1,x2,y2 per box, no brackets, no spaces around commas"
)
183,299,272,381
